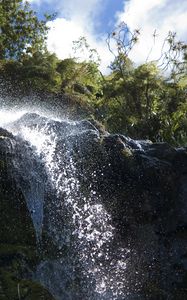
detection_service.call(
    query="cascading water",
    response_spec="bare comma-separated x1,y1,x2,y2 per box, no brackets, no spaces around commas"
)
1,111,130,300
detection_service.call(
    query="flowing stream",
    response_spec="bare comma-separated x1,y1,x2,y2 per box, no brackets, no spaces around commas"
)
0,111,130,300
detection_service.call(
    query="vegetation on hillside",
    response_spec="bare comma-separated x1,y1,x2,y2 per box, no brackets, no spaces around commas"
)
0,0,187,145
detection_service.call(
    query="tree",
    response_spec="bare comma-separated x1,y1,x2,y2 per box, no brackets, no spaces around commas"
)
0,0,50,60
106,22,140,77
57,38,103,97
73,36,101,66
20,51,61,91
97,62,163,139
99,23,187,144
56,57,102,97
156,31,187,82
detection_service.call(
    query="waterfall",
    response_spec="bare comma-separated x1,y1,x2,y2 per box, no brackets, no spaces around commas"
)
1,111,130,300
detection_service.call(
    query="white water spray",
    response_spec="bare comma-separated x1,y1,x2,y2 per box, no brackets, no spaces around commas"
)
0,109,27,126
0,110,129,299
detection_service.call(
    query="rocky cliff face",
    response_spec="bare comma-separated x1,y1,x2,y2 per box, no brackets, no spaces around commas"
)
0,113,186,299
0,127,55,300
96,136,187,299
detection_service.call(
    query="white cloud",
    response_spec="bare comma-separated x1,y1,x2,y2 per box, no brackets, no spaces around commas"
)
26,0,113,73
26,0,56,4
24,0,42,4
46,17,112,74
57,0,103,25
47,18,84,59
117,0,187,64
44,0,112,73
27,0,187,73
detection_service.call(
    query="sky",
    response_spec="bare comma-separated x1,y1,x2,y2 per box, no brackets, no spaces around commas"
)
27,0,187,74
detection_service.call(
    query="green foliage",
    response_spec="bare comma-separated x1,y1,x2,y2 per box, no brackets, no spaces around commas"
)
20,51,61,91
57,57,102,97
97,60,187,145
96,26,187,145
0,1,186,146
0,0,50,60
73,36,101,65
0,0,57,91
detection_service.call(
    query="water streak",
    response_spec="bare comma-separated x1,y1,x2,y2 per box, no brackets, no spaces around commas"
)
1,111,129,299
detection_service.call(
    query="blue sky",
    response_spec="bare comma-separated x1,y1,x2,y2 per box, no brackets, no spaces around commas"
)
32,0,124,34
27,0,187,73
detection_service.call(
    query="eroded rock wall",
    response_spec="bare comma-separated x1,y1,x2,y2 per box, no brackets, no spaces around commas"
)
0,115,186,299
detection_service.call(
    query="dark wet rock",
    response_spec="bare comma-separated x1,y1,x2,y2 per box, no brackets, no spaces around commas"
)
144,142,177,161
95,134,187,299
0,127,14,139
0,135,35,245
0,129,55,300
0,113,186,299
173,148,187,173
72,130,187,299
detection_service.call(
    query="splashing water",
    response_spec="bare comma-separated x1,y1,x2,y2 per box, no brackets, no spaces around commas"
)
0,109,26,125
1,110,129,299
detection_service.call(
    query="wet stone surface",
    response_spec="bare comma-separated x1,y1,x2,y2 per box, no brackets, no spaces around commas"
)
0,113,186,299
